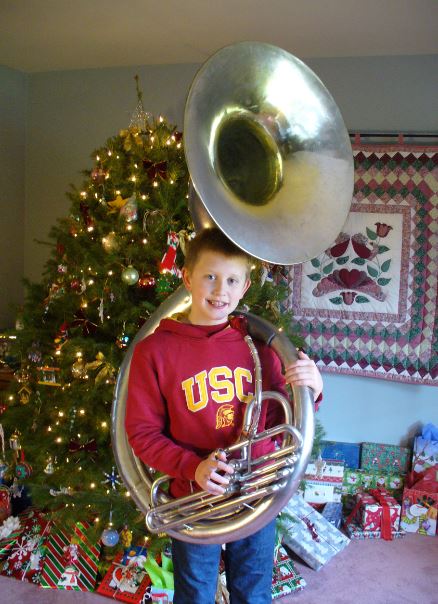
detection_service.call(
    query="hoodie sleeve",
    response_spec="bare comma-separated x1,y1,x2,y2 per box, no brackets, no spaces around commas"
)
125,338,202,482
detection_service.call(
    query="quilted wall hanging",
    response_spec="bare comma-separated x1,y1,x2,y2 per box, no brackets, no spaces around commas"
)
285,142,438,385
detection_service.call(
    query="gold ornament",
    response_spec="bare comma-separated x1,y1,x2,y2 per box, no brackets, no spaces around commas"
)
107,194,129,213
120,524,133,549
71,357,87,380
18,384,31,405
121,266,139,286
85,352,115,384
102,231,120,253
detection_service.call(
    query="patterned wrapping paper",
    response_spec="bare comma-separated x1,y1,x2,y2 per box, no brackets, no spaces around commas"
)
360,442,411,473
320,441,361,469
412,436,438,474
0,508,45,561
279,494,350,571
271,544,306,599
284,146,438,386
321,502,343,529
39,521,100,591
303,459,344,504
349,490,401,533
1,516,51,583
97,547,151,603
342,467,405,496
344,518,406,540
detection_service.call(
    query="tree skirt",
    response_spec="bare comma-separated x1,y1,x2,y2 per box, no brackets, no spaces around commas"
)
286,145,438,385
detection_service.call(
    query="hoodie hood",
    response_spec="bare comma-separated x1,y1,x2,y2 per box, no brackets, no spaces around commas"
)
155,317,244,341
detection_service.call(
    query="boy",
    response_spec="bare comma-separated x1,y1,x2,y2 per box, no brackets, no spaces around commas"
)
126,228,322,604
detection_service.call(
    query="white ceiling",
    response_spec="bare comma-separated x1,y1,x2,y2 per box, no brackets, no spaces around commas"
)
1,0,438,73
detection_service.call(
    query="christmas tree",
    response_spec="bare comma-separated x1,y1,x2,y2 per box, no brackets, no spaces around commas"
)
0,80,307,549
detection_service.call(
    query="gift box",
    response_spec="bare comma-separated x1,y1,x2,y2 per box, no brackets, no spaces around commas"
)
344,518,406,540
342,468,405,496
279,493,350,571
0,508,45,561
97,546,151,602
321,502,343,529
400,468,438,536
320,441,360,469
412,436,438,474
346,489,401,539
360,442,410,473
1,513,51,583
39,520,100,591
303,458,344,504
271,543,306,599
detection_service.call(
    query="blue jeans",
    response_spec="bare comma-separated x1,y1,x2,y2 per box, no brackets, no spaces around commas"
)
172,519,276,604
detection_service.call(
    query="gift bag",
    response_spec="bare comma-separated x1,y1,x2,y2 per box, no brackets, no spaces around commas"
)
271,543,306,599
144,552,174,603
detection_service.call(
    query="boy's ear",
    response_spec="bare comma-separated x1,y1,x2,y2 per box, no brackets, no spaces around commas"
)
242,277,251,296
182,267,191,291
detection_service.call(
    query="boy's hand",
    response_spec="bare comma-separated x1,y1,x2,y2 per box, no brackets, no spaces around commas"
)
195,450,234,495
284,350,323,401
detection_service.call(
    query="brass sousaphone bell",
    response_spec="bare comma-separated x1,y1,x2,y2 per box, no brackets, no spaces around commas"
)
111,42,353,544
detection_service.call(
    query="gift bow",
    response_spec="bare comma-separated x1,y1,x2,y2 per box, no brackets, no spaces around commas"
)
142,159,168,180
144,553,174,590
369,488,392,541
68,439,97,453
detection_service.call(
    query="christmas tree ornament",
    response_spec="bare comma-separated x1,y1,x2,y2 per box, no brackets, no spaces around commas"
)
156,273,180,300
107,194,129,213
159,231,182,277
69,278,82,291
129,76,151,131
101,466,122,490
18,384,32,404
79,201,94,229
71,308,98,336
0,484,11,522
142,158,168,181
15,450,32,479
28,341,42,364
115,323,129,350
119,524,133,549
91,166,108,184
37,365,61,387
142,208,164,236
14,366,31,383
56,241,66,258
71,356,87,380
44,456,55,475
101,527,119,547
121,265,139,286
85,352,115,384
102,231,120,253
54,321,69,350
119,195,138,222
57,263,68,274
138,273,156,290
9,430,21,451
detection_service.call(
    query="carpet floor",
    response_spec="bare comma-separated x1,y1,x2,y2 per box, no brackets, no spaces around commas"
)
0,533,436,604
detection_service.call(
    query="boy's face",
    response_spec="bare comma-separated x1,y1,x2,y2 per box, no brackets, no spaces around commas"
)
182,250,251,325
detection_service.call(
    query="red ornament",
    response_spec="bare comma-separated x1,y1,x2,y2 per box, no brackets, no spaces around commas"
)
137,273,156,290
159,232,181,277
70,279,81,291
91,167,107,184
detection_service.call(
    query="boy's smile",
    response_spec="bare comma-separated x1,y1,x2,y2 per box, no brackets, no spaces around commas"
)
182,251,251,325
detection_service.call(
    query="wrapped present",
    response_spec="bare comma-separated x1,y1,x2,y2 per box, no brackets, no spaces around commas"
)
342,468,405,496
304,458,344,504
39,520,100,591
97,546,151,602
345,489,401,539
400,468,438,536
1,513,51,582
0,508,45,560
412,435,438,474
144,552,174,603
0,485,11,523
321,502,343,529
320,441,360,469
360,442,410,473
271,543,306,599
344,518,406,540
279,493,350,571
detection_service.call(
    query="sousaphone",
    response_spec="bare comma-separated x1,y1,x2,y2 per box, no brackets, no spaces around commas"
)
112,42,353,544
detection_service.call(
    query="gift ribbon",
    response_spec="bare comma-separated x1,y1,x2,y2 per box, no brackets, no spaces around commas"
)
144,553,174,590
369,488,392,541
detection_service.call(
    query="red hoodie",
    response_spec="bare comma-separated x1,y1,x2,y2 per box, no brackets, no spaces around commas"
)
125,318,288,497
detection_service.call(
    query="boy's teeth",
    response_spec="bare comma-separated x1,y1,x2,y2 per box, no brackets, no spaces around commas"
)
209,300,225,307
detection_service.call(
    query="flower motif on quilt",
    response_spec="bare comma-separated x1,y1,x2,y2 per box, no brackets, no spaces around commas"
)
306,222,393,306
